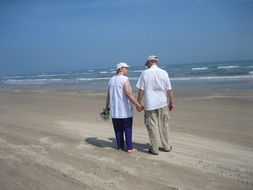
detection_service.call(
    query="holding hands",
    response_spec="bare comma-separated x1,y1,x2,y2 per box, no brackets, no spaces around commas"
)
169,102,174,111
135,103,144,112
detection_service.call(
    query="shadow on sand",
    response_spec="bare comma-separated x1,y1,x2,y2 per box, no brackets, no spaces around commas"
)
85,137,150,154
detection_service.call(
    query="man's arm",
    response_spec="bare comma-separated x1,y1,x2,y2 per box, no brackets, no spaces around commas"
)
167,90,174,111
137,89,144,105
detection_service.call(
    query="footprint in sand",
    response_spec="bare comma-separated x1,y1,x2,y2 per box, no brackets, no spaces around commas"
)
39,137,64,149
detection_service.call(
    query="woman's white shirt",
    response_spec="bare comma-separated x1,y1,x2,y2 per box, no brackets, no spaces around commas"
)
109,75,133,118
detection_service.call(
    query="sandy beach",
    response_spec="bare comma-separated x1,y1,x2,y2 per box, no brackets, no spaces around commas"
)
0,86,253,190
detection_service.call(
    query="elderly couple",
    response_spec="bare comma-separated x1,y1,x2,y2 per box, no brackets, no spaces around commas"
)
105,55,174,155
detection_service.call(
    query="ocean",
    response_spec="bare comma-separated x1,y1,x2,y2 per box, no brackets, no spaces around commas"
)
1,60,253,91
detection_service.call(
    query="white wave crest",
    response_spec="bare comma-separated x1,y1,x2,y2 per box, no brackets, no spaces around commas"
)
76,77,110,81
4,79,63,85
171,75,253,81
191,67,208,71
132,70,144,73
99,71,109,74
217,66,239,69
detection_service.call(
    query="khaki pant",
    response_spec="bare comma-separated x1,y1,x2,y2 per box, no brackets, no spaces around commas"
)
144,106,170,154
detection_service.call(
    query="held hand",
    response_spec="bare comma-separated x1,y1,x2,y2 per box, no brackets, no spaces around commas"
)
169,103,174,111
136,104,143,112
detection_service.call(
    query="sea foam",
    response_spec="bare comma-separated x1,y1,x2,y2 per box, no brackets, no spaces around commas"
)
191,67,208,71
217,66,239,69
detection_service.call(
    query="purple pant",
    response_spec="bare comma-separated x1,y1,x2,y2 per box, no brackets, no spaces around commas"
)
112,117,133,150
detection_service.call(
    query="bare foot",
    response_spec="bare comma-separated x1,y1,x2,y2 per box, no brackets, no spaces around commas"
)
127,148,137,153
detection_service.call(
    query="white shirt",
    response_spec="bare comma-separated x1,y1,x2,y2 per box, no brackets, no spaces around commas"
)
108,75,133,118
136,65,172,111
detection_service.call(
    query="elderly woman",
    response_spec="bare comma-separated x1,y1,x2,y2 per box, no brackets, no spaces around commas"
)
105,62,142,153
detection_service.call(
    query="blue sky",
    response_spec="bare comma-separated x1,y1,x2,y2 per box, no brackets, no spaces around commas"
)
0,0,253,75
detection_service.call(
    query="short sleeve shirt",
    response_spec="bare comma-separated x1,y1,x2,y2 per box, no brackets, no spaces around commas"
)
109,75,133,118
136,65,172,111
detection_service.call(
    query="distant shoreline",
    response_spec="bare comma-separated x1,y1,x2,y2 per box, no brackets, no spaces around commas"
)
1,60,252,91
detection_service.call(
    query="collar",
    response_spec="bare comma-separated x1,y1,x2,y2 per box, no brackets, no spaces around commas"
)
149,64,158,69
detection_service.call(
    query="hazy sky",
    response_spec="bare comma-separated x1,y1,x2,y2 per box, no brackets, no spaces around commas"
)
0,0,253,75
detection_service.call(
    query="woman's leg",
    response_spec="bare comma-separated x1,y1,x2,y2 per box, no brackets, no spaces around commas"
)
123,117,133,151
112,118,124,150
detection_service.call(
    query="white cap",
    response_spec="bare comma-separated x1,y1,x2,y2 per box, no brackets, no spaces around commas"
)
116,62,130,70
147,55,158,62
145,55,159,66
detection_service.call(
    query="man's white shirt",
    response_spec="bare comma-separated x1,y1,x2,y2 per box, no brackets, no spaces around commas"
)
136,65,172,111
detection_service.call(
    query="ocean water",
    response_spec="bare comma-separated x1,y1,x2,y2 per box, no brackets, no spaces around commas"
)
1,60,253,91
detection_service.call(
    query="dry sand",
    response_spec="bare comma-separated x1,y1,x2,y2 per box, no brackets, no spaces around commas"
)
0,86,253,190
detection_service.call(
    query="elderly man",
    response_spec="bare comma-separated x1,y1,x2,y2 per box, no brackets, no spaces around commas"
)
136,55,174,155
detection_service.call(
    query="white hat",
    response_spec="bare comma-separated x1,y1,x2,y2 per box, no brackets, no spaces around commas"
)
116,62,130,70
147,55,158,61
145,55,159,66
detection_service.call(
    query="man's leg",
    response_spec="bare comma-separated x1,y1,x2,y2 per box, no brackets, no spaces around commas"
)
158,106,171,151
145,110,159,154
